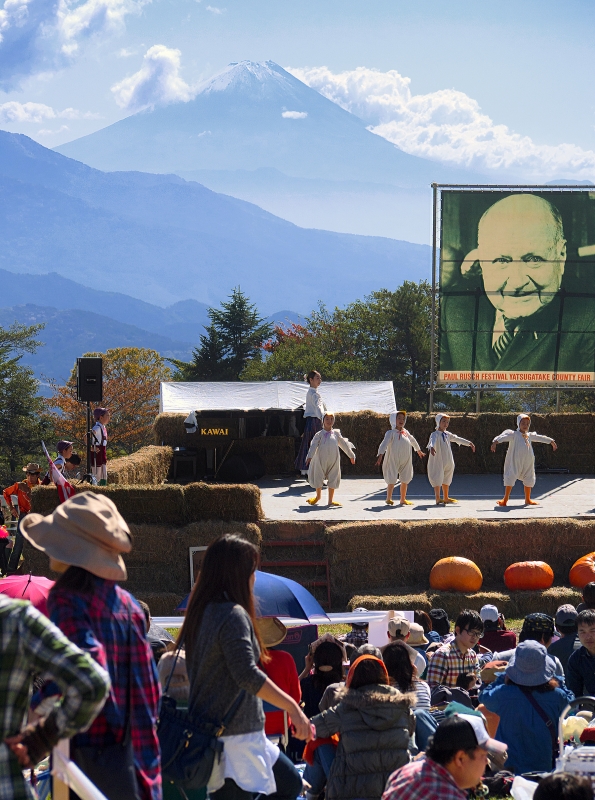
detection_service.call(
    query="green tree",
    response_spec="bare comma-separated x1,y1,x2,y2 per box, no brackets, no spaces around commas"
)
0,323,46,477
172,288,273,381
244,281,434,410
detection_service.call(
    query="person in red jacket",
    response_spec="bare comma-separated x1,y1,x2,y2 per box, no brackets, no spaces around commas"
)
257,617,301,738
478,605,517,653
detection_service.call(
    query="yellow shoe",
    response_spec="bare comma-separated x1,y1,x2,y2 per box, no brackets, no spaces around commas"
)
386,499,395,506
307,497,319,505
401,499,414,505
444,498,458,504
330,501,342,507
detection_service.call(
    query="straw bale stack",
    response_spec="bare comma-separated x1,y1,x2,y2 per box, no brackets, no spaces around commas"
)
31,481,263,523
349,586,582,619
109,446,173,485
325,518,595,605
23,520,262,601
184,482,263,522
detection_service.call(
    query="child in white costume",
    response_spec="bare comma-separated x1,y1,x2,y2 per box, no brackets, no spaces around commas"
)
427,413,476,504
490,413,557,506
306,413,355,507
375,411,425,506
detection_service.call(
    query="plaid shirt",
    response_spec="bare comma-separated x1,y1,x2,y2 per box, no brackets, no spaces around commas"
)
0,596,109,800
339,628,368,647
426,639,480,688
48,577,162,800
382,755,468,800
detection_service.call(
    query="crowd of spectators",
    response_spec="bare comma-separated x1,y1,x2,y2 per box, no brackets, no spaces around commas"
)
3,500,595,800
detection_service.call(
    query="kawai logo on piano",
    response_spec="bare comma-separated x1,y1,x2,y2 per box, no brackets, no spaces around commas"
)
200,428,229,436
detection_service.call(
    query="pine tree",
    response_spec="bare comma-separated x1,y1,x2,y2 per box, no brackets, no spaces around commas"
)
0,322,46,479
171,288,272,381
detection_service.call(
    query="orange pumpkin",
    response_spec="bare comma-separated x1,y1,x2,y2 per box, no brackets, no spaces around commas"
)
429,557,483,592
504,561,554,590
570,553,595,589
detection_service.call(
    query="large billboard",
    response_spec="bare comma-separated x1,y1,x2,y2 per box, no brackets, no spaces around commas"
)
438,189,595,384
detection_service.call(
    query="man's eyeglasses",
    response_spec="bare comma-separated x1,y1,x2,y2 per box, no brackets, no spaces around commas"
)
27,471,40,476
462,629,482,640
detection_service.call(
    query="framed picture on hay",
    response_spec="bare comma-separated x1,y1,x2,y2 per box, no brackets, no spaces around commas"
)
189,546,208,589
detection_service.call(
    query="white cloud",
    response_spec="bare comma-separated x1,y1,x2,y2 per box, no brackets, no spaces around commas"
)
0,100,99,123
111,44,195,111
288,65,595,181
0,0,148,88
37,124,69,135
282,110,307,119
205,5,224,13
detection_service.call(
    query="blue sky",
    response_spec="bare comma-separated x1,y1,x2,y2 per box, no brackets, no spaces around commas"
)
1,0,594,177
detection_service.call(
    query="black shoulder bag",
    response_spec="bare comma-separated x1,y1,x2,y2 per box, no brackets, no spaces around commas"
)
519,686,559,766
72,604,141,799
158,641,245,792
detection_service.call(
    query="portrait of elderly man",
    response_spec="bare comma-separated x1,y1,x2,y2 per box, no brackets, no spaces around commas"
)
440,192,595,375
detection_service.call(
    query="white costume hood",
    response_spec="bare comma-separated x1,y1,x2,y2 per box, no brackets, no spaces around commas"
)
435,413,450,430
516,414,531,430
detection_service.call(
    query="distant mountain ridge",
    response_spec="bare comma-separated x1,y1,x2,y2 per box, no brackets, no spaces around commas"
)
0,270,305,382
0,130,431,310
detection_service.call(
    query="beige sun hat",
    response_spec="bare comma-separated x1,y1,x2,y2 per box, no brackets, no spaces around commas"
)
407,622,429,646
20,491,132,581
256,617,288,648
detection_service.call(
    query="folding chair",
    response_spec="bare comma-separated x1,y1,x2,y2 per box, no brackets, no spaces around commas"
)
262,700,289,749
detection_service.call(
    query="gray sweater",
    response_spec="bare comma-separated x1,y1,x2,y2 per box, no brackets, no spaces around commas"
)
187,601,267,735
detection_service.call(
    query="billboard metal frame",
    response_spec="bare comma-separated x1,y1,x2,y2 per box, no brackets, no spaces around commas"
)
429,183,595,412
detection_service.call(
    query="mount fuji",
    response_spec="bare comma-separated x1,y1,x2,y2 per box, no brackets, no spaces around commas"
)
56,61,478,186
54,61,486,240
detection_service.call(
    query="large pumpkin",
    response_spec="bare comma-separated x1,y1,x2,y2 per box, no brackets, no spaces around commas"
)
430,557,483,592
570,553,595,589
504,561,554,590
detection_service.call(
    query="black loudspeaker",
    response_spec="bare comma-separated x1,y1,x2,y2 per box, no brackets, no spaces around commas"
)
77,357,103,402
217,453,266,483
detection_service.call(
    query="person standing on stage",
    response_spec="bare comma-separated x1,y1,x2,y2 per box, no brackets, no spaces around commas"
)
295,370,326,476
376,411,425,506
306,412,356,507
427,414,475,505
91,407,110,485
490,413,557,507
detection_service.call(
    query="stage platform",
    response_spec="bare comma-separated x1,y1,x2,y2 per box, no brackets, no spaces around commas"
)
257,474,595,521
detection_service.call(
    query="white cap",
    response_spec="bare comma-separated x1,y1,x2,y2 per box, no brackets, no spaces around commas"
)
458,713,508,756
480,604,499,623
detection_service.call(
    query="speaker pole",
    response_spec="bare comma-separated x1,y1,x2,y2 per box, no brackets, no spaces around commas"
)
86,401,92,478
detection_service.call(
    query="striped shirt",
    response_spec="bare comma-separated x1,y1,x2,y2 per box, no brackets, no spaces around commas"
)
0,596,109,800
426,640,480,688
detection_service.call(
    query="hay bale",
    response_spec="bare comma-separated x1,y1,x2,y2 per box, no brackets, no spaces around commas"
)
31,484,187,524
132,592,185,617
349,594,432,612
184,482,263,522
109,446,173,485
154,413,187,446
348,587,583,619
124,521,262,594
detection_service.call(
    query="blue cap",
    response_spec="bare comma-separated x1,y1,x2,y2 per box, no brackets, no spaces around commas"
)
506,640,555,686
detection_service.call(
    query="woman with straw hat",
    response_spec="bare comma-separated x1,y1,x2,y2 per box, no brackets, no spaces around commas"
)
21,491,162,800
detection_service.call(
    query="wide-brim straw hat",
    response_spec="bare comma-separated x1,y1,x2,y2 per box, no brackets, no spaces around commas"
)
21,492,132,581
256,617,288,647
407,622,429,646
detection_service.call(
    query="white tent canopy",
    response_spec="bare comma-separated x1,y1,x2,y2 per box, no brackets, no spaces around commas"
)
160,381,396,415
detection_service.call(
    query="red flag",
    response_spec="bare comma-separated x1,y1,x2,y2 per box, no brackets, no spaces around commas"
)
42,442,76,504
